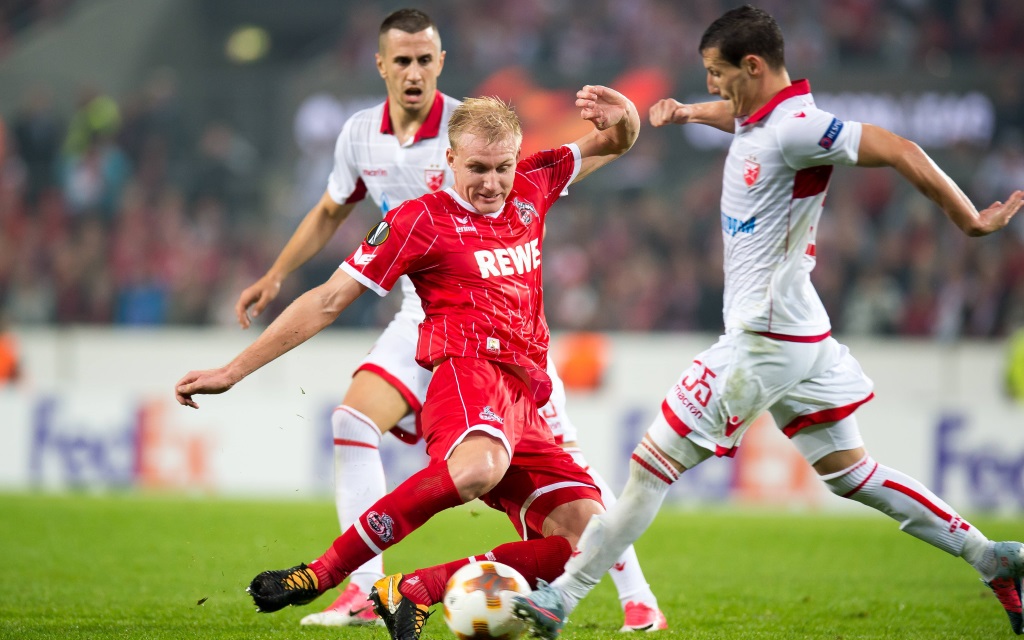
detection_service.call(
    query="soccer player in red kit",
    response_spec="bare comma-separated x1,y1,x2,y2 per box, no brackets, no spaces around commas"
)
235,9,664,629
175,86,640,639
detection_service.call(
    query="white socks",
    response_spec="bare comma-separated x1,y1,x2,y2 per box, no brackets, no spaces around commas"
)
566,447,659,608
332,406,387,591
554,445,675,614
821,454,977,558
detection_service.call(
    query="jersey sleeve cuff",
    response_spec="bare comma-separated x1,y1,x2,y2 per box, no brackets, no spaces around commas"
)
561,143,583,196
339,262,389,297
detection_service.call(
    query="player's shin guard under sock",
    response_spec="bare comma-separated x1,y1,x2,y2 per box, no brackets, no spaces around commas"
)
567,447,657,607
332,406,386,593
310,461,463,590
401,537,574,606
553,442,677,614
822,454,972,556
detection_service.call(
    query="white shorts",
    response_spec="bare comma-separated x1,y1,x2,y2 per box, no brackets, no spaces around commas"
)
354,298,430,444
651,330,874,457
354,281,576,444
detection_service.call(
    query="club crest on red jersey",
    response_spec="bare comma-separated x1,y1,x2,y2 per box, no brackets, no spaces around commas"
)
366,511,394,543
365,221,390,246
743,158,760,187
424,169,445,192
479,405,504,424
513,198,537,225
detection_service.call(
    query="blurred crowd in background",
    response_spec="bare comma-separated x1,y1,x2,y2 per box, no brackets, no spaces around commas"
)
1,0,1023,338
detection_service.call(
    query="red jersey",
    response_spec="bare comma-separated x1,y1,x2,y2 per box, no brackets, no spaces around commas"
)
341,144,581,396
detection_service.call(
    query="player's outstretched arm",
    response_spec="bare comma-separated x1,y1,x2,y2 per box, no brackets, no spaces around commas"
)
649,98,735,132
572,85,641,183
857,124,1024,237
177,269,367,408
235,190,356,328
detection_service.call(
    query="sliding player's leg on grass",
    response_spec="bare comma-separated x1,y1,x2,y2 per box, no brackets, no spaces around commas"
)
247,433,483,614
795,417,1024,635
248,359,605,627
364,418,605,640
370,493,601,640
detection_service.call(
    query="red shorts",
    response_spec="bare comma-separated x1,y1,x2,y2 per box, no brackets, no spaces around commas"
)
422,357,603,539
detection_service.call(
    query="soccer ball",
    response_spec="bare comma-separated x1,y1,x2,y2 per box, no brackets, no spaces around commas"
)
442,561,531,639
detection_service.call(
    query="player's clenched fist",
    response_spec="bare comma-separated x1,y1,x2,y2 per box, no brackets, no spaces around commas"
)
649,98,693,127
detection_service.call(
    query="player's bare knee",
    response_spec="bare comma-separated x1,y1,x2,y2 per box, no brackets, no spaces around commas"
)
449,466,503,500
542,498,603,546
813,447,867,477
447,433,510,500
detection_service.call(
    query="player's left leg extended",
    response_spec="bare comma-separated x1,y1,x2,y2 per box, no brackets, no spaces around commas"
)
371,489,600,640
793,417,1024,635
563,443,667,632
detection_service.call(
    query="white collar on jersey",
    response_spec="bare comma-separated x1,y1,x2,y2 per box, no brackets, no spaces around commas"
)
444,187,504,218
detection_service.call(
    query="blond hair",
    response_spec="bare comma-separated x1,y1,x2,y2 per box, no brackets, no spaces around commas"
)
448,97,522,151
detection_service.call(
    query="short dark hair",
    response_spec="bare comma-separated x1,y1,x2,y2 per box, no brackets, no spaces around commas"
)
699,5,785,70
379,8,436,38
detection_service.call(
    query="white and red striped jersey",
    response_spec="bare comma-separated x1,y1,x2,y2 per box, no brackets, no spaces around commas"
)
341,144,582,384
327,92,461,316
720,79,863,338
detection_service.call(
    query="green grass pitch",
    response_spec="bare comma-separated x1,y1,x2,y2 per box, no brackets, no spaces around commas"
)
0,492,1020,639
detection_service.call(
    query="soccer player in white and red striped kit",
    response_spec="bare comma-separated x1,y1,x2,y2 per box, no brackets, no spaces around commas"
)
513,5,1024,638
175,86,642,639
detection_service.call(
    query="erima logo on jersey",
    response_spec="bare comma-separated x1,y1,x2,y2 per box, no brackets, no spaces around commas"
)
454,214,476,233
475,239,541,278
818,117,844,149
365,221,390,246
479,406,504,424
722,213,756,236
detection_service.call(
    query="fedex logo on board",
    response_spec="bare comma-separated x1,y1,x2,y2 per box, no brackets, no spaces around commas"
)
28,397,211,489
474,239,541,278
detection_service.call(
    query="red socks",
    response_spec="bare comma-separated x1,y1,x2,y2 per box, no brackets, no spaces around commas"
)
400,536,573,605
310,461,462,590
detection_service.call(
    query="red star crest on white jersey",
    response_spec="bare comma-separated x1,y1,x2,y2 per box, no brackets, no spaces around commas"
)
424,169,445,192
743,158,760,187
